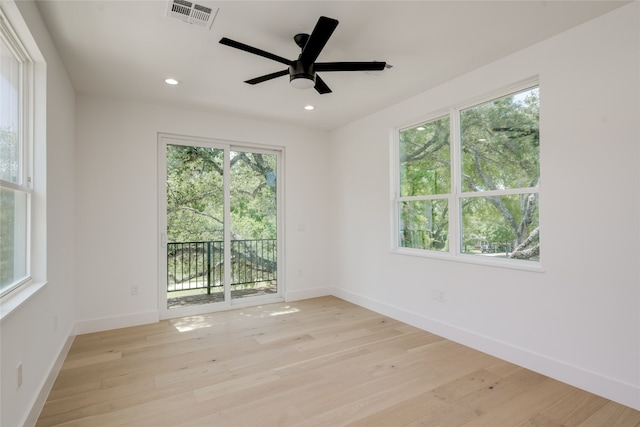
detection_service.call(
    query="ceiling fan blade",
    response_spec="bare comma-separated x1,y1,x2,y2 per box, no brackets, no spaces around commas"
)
245,69,289,85
314,75,332,94
299,16,339,66
220,37,292,66
315,61,387,72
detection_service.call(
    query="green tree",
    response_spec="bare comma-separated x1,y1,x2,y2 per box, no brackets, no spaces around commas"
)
165,145,278,289
229,151,277,240
399,88,540,260
460,89,540,259
166,146,277,243
399,116,451,250
0,127,19,287
166,145,225,243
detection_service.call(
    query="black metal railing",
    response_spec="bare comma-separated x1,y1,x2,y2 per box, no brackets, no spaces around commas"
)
167,239,276,294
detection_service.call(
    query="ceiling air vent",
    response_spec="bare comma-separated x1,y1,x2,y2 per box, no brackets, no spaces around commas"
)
167,0,218,29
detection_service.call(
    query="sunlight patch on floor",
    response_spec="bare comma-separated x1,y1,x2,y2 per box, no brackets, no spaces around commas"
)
240,305,301,318
170,315,223,332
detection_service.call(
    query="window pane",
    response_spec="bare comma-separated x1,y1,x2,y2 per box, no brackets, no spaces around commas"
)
460,194,539,261
166,145,224,243
166,144,226,305
0,186,28,293
0,34,21,184
399,199,448,251
460,88,539,192
399,116,450,196
230,151,278,300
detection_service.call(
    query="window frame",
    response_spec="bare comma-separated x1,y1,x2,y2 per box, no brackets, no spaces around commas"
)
392,78,542,271
0,6,35,298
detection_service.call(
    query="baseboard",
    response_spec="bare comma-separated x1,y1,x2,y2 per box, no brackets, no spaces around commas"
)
23,323,76,427
75,310,160,334
331,287,640,411
285,286,332,302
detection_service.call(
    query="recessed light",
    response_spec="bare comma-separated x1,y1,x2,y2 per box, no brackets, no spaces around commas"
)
165,78,180,85
304,105,315,111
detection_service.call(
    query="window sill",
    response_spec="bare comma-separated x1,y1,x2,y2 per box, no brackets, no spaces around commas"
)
0,280,48,321
392,247,544,273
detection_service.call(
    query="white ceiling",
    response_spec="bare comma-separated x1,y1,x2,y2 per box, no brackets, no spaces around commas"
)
36,0,628,131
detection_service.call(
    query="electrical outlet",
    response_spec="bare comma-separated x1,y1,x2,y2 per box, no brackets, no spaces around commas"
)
17,363,23,388
131,285,139,295
431,288,445,302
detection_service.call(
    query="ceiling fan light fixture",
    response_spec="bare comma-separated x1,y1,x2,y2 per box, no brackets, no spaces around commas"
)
290,76,315,90
289,61,315,89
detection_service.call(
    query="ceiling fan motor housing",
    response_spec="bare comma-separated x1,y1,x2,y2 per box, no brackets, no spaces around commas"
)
289,60,316,88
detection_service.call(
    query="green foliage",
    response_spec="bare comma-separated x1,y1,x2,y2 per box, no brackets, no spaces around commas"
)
398,116,452,251
0,188,15,287
166,145,225,243
461,89,539,192
1,127,20,288
230,152,277,240
399,88,540,259
400,199,449,251
399,116,451,197
166,145,277,243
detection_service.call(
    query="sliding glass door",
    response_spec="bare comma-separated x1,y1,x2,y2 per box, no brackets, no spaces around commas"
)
229,150,279,300
159,135,282,318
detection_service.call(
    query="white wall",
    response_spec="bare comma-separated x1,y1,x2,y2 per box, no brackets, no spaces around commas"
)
329,3,639,410
0,1,76,426
74,96,332,332
3,2,638,424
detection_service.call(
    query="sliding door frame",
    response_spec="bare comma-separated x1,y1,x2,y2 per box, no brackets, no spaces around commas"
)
158,133,285,320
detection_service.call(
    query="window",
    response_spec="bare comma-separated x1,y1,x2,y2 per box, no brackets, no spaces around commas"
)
398,115,451,252
395,81,540,267
0,9,33,297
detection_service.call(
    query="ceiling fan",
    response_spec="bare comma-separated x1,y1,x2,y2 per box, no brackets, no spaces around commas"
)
219,16,387,94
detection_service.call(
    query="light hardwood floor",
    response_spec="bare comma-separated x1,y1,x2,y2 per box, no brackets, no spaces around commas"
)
37,296,640,426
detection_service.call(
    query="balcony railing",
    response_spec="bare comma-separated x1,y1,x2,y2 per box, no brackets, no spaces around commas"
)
167,239,276,294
